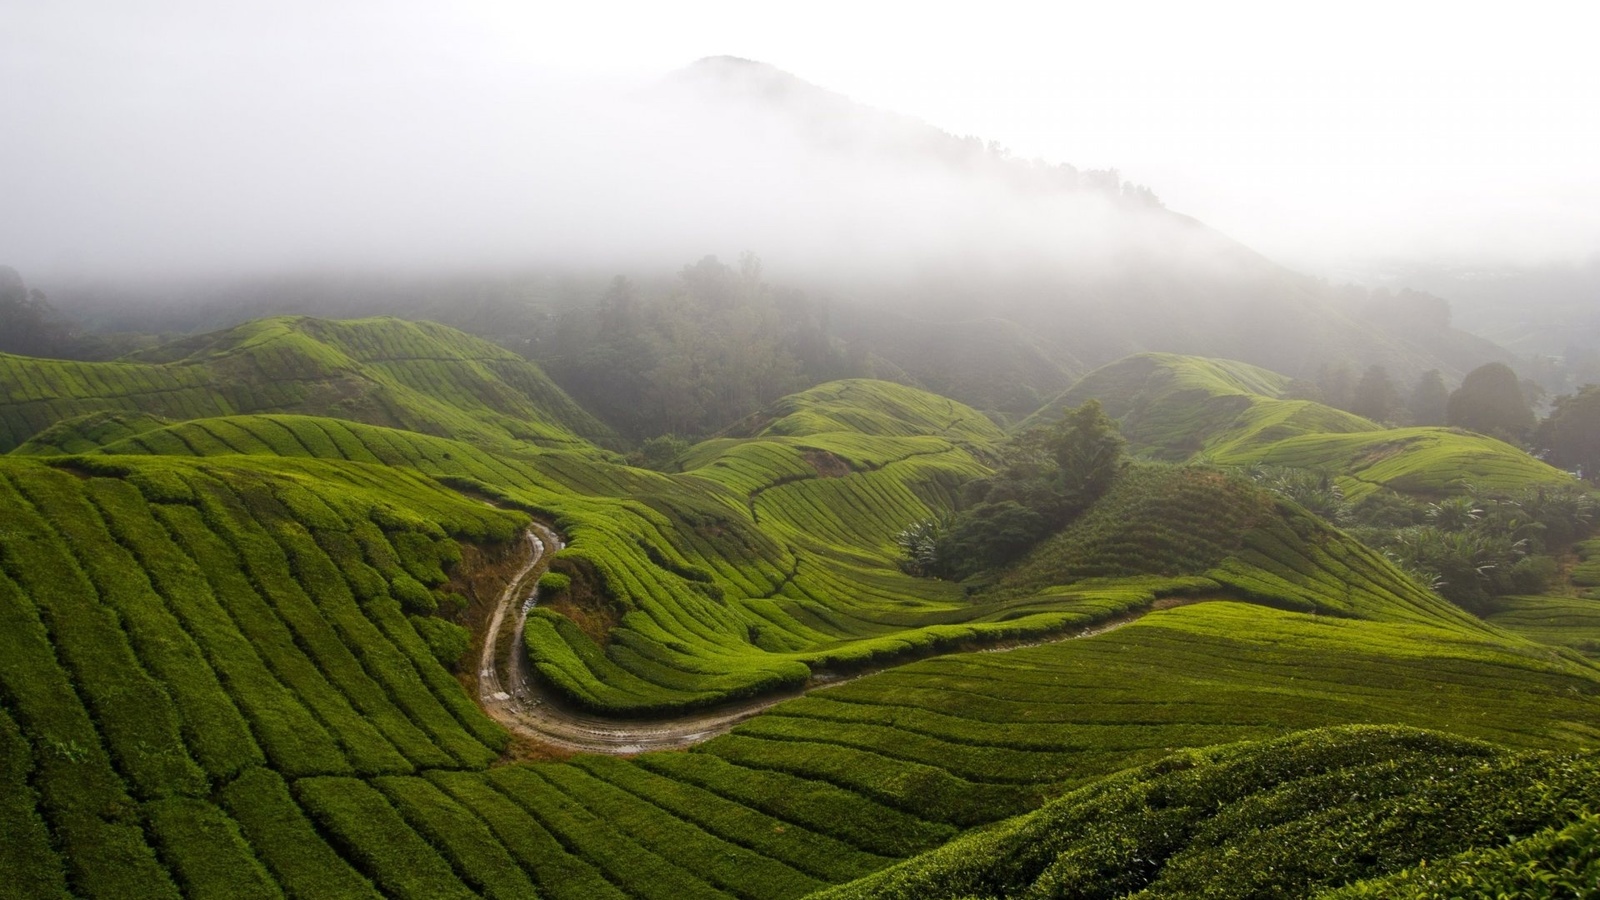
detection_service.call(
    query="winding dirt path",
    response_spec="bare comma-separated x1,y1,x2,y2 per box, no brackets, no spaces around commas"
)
476,526,1199,755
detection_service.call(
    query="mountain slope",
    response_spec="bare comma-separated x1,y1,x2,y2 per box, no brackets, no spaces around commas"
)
5,348,1600,897
815,725,1600,900
1033,352,1575,501
0,316,615,453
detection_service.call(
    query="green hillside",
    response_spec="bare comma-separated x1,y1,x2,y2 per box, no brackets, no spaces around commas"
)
1025,352,1375,460
6,440,1599,897
816,725,1600,900
988,463,1485,629
0,316,615,453
1213,426,1577,500
4,329,1600,898
1035,352,1576,503
719,377,1007,446
43,385,1102,715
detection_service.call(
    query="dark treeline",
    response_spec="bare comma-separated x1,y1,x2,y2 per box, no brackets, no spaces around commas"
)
535,254,861,441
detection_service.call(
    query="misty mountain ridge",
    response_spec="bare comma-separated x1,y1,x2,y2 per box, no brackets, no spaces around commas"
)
11,57,1528,434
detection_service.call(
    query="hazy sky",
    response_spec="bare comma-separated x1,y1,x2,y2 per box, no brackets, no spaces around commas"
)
4,0,1597,278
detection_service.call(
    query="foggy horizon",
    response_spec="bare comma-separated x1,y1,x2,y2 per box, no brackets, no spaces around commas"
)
3,1,1598,286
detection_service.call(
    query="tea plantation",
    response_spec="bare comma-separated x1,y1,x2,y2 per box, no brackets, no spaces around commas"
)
3,322,1599,898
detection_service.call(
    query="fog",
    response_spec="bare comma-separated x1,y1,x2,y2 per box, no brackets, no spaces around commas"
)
3,1,1597,285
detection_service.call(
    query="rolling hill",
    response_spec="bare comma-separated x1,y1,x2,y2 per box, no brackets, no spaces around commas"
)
1033,352,1576,501
0,315,615,454
4,321,1600,898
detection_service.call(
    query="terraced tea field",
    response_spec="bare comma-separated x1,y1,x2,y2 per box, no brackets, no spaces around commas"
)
5,324,1600,898
1,316,612,453
1034,352,1576,503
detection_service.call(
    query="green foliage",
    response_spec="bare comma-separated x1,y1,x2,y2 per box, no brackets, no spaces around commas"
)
1242,463,1349,524
893,518,945,576
537,570,571,593
0,315,614,453
1323,812,1600,898
540,257,849,440
1050,399,1125,498
1351,363,1401,423
1221,426,1575,502
815,726,1600,900
1346,485,1595,612
1537,383,1600,480
295,777,478,900
995,464,1275,591
936,501,1050,579
743,378,1006,447
928,401,1124,578
629,433,690,470
6,334,1600,900
1027,352,1373,462
1485,594,1600,658
1448,361,1536,444
409,616,472,669
1408,369,1450,426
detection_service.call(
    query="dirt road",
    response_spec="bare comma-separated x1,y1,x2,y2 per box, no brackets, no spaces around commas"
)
475,526,1198,755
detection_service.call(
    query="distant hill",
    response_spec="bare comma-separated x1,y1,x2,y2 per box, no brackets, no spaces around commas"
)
0,316,615,453
1024,353,1375,459
667,57,1521,392
837,312,1081,421
2,316,1598,898
719,378,1006,446
23,60,1526,439
1029,352,1575,501
816,725,1600,900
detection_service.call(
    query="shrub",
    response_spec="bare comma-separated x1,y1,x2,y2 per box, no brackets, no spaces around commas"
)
389,574,437,615
409,616,472,669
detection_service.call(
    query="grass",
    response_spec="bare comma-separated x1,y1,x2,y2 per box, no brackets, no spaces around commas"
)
1034,352,1574,507
1023,352,1374,461
1486,594,1600,657
1214,426,1577,501
3,331,1600,898
1,315,614,453
814,725,1600,900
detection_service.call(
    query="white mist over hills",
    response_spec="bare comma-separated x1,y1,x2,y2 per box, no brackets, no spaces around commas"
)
3,1,1596,281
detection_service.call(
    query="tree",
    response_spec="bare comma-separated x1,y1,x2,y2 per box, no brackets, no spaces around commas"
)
0,266,72,357
1446,362,1535,443
1536,385,1600,479
1049,400,1125,502
1407,370,1449,426
1351,364,1400,423
1316,363,1356,412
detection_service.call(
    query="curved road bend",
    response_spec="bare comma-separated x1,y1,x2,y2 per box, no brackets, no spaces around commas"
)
477,526,1198,755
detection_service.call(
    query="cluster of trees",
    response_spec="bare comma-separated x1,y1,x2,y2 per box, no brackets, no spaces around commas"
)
1537,386,1600,479
1371,486,1593,612
1305,359,1600,464
0,267,75,358
537,254,859,441
1298,363,1454,427
896,401,1125,580
1245,464,1594,613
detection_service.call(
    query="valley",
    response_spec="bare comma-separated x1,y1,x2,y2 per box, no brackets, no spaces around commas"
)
2,313,1599,898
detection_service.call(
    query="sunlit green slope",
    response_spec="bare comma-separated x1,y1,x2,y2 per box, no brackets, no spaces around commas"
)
0,452,523,897
814,725,1600,900
51,389,1105,715
1214,426,1577,500
988,463,1484,629
6,346,1600,899
1023,352,1375,459
717,377,1007,446
0,315,614,453
1033,352,1575,501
